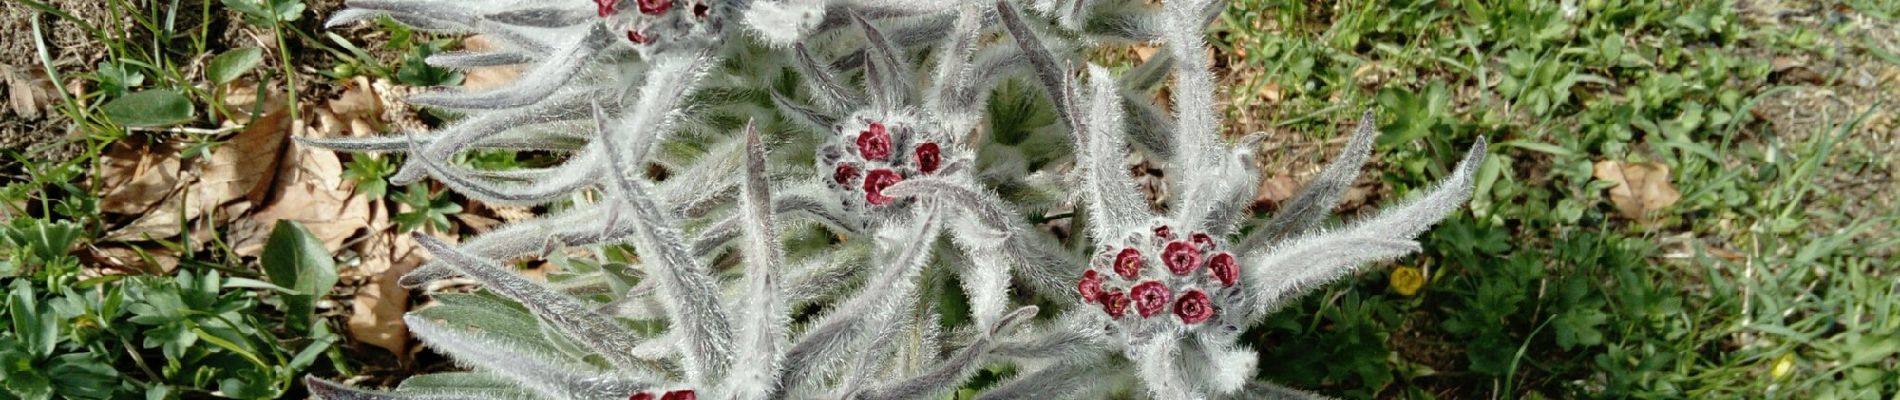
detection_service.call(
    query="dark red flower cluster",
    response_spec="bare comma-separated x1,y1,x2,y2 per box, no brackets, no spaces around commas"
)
823,119,951,207
595,0,617,17
629,389,695,400
598,0,716,46
636,0,672,15
1078,224,1238,325
598,0,674,16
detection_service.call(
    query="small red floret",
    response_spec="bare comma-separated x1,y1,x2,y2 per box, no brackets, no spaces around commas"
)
629,392,655,400
660,390,696,400
833,163,859,185
1163,241,1202,275
1131,281,1171,318
595,0,618,17
1191,232,1215,250
915,142,942,174
863,169,903,205
1207,252,1238,287
626,30,653,44
1153,225,1174,240
856,122,892,160
1173,289,1213,324
1077,270,1103,303
1113,248,1143,279
1100,289,1129,319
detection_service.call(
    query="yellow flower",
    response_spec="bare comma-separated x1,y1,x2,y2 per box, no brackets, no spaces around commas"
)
1770,353,1796,380
1389,265,1425,296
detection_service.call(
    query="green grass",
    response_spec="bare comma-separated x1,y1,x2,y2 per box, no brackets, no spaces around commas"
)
1218,0,1899,398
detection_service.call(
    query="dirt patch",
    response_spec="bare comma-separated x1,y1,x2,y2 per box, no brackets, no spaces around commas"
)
0,0,113,65
1739,6,1900,248
0,0,117,164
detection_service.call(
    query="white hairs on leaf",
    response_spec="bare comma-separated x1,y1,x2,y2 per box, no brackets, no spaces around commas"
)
744,0,829,47
1244,138,1488,318
722,122,790,399
1078,65,1154,239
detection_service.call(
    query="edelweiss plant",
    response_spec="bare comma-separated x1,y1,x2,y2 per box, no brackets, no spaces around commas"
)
951,0,1487,398
304,0,1488,399
312,121,1044,399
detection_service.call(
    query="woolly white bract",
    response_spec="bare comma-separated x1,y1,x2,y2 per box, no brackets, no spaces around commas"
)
305,0,1486,399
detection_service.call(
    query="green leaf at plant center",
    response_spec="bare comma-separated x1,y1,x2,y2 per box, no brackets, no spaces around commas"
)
260,220,337,331
101,89,195,128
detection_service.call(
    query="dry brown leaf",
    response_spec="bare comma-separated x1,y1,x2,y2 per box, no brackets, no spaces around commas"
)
100,196,203,243
488,205,536,223
329,77,383,119
76,244,180,275
462,66,523,91
1352,62,1390,88
346,200,421,356
103,107,292,243
1252,175,1298,210
1131,45,1159,62
309,76,389,138
1593,160,1680,223
228,127,374,257
453,213,503,233
206,106,292,205
460,36,523,90
1256,81,1282,107
348,257,414,356
218,80,292,126
457,200,518,232
96,140,185,215
2,65,57,119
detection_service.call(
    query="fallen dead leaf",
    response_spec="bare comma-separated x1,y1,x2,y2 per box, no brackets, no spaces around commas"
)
204,106,292,206
220,81,278,126
329,77,383,121
76,244,180,275
2,65,57,119
1256,81,1282,108
96,140,186,215
453,212,503,234
309,77,390,139
488,204,536,223
460,36,524,90
1132,45,1159,62
458,200,524,233
227,118,375,257
346,200,421,356
1593,160,1680,223
1252,175,1298,210
102,107,291,243
1352,62,1391,88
